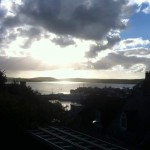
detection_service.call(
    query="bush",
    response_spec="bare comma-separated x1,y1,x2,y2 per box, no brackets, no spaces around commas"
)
0,69,7,90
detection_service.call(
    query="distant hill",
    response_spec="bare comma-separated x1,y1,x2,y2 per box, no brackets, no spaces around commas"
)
62,78,144,84
29,77,57,82
7,77,57,82
7,77,144,84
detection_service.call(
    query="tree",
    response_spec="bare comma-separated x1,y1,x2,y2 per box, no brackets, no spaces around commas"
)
0,69,7,90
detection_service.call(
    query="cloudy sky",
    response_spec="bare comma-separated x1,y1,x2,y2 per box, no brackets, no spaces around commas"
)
0,0,150,79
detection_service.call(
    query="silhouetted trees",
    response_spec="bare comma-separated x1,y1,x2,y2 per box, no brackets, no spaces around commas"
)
0,69,7,91
0,72,67,133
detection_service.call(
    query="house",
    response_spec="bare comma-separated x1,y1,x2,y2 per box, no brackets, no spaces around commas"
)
68,72,150,148
107,72,150,148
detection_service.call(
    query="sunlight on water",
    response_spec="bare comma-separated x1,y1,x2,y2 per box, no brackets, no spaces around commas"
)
27,82,135,95
49,100,76,111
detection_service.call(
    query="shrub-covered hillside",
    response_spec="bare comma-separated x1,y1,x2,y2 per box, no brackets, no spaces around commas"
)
0,70,66,131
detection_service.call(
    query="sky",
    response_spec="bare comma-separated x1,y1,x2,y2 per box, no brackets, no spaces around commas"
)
0,0,150,79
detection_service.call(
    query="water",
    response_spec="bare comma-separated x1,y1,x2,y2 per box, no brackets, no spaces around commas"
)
26,81,135,94
49,100,82,111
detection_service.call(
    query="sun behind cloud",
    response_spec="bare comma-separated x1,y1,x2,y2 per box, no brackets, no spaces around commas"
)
26,37,90,68
0,0,150,79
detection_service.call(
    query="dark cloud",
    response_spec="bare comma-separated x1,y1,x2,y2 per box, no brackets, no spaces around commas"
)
20,27,42,49
120,38,150,48
91,50,150,70
21,40,32,49
106,36,121,47
0,27,6,44
52,36,75,47
0,27,7,47
16,0,128,41
20,27,42,39
0,27,17,48
0,12,20,46
3,16,21,28
0,7,7,19
123,48,150,56
0,8,42,48
85,44,99,58
0,0,130,50
0,56,56,71
85,36,120,58
8,33,17,41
